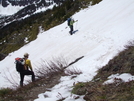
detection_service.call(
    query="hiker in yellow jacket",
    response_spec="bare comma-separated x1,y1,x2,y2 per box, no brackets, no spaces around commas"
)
25,56,33,71
20,53,35,87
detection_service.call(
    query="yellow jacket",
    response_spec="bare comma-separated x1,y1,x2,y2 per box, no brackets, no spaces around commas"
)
70,19,75,26
25,59,33,71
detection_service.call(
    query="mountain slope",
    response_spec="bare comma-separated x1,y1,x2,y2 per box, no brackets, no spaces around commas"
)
0,0,134,100
0,0,86,60
0,0,51,27
0,4,24,15
0,0,66,28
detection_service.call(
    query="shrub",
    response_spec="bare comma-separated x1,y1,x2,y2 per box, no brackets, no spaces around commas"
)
72,82,87,95
35,57,68,79
0,88,13,98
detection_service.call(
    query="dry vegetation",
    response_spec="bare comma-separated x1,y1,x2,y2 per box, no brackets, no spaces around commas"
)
72,45,134,101
0,57,83,101
1,45,134,101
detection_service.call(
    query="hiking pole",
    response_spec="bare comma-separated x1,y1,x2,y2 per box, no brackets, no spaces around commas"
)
75,20,78,30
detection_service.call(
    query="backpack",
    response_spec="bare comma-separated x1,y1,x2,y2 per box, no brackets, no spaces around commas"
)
67,18,71,26
15,58,25,72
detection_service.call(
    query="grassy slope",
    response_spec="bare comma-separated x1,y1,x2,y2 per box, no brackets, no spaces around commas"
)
72,45,134,101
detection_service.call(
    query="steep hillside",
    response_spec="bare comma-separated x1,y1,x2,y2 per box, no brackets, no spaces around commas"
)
1,45,134,101
0,0,101,60
0,0,64,7
0,0,134,101
72,45,134,101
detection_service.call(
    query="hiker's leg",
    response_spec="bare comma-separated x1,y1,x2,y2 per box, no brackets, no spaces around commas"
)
24,70,35,82
70,25,73,35
28,71,35,82
32,73,35,82
20,73,24,87
69,26,71,34
72,25,74,32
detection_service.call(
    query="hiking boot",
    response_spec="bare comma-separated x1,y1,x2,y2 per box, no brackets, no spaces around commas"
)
20,81,23,87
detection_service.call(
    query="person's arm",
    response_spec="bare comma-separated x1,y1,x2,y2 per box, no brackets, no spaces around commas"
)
73,20,78,24
74,20,78,22
26,59,33,71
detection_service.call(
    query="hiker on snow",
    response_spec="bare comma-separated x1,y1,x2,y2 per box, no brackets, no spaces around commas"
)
67,17,78,35
19,53,35,87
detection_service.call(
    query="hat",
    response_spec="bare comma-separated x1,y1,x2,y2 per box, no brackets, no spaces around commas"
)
24,53,29,57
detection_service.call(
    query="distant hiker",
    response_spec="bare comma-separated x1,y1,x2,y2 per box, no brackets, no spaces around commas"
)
67,17,78,35
15,53,35,87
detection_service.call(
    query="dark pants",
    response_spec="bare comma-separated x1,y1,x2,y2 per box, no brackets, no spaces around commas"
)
20,70,35,87
69,25,74,35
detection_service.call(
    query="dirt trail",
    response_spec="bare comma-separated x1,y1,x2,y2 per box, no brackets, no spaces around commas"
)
22,74,63,101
